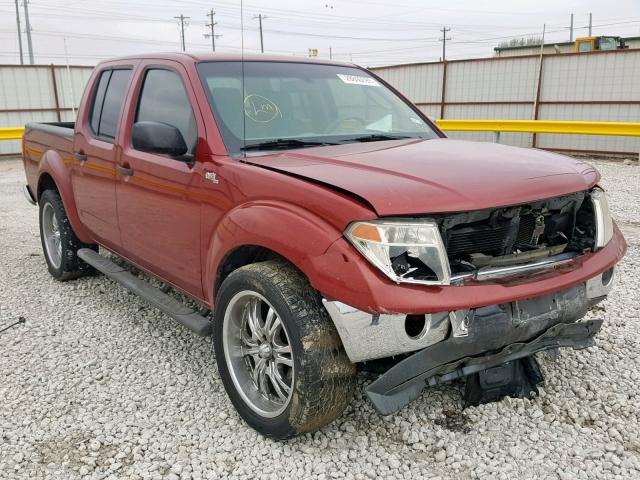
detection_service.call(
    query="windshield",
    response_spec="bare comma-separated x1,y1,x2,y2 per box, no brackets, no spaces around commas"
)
196,61,439,154
599,37,616,50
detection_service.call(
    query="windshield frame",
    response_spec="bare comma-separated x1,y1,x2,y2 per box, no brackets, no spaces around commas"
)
196,60,444,156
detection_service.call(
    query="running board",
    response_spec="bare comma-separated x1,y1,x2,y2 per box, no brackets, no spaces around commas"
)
77,248,212,336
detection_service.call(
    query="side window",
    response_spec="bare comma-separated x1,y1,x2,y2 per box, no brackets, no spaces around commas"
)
99,69,132,140
89,70,111,134
135,69,197,155
88,68,131,140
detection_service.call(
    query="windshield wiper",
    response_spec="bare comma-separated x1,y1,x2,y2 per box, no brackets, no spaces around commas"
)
241,139,337,151
341,134,413,143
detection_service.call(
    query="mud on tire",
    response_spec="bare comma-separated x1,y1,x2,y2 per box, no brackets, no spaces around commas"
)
38,189,97,281
213,259,356,439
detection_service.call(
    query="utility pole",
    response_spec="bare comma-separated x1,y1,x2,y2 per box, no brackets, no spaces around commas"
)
588,13,592,36
253,14,267,53
204,9,221,52
439,26,451,62
23,0,34,64
174,14,190,52
13,0,24,64
569,13,574,42
329,46,332,60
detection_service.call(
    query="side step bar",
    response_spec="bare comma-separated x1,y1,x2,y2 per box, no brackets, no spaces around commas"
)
78,248,212,336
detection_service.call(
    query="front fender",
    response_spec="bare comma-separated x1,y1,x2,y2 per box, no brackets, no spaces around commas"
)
204,201,343,305
38,150,93,244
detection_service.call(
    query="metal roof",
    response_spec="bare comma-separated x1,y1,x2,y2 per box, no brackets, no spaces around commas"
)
494,36,640,52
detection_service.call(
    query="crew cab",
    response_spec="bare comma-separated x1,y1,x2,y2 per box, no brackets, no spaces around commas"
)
21,53,626,439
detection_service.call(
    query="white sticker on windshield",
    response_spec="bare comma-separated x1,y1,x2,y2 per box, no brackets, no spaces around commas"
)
337,74,381,87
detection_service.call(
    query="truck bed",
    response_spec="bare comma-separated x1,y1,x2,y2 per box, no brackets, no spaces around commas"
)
22,121,76,200
25,121,75,138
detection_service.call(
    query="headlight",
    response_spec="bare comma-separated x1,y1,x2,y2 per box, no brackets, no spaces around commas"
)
345,220,451,285
591,187,614,249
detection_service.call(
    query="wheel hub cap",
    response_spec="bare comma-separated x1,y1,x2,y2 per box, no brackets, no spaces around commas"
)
42,202,62,269
222,291,295,418
258,343,273,359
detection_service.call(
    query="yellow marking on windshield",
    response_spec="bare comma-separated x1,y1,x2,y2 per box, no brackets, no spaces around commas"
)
243,94,282,123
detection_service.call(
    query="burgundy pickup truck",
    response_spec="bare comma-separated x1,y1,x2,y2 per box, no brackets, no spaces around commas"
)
21,53,626,439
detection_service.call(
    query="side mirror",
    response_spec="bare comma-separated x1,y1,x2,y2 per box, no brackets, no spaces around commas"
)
131,121,188,157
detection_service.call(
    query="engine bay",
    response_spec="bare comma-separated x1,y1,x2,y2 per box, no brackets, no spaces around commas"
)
437,190,597,279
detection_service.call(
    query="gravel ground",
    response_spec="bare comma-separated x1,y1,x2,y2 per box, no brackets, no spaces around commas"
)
0,157,639,480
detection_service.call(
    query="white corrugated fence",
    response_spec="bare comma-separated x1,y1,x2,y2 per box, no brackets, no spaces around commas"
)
371,48,640,156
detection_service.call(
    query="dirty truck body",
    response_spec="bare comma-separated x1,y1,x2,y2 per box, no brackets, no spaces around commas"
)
21,53,626,439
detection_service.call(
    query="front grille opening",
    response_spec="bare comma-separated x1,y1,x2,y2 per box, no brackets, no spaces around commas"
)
439,191,596,276
445,214,538,258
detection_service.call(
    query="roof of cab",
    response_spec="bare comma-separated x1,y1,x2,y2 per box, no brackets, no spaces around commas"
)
97,52,356,68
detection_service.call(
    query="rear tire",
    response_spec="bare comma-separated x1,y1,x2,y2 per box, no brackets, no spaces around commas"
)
39,189,97,281
213,260,356,439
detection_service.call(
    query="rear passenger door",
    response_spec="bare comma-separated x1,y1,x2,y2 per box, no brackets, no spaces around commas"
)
72,67,133,248
116,62,204,298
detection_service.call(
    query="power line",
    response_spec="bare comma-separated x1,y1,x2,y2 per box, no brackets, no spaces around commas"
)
1,5,638,66
21,2,555,34
0,27,300,54
19,1,640,34
174,14,190,52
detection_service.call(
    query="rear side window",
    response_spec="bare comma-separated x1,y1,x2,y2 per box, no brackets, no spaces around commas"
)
135,69,197,155
89,71,110,133
89,68,131,140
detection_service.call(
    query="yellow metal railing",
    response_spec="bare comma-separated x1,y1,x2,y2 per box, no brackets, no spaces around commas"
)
435,119,640,136
0,127,26,140
2,120,640,142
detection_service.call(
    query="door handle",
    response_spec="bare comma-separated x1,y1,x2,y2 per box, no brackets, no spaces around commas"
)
73,152,87,162
116,165,134,176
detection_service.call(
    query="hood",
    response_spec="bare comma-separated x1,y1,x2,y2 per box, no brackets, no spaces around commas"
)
244,138,599,216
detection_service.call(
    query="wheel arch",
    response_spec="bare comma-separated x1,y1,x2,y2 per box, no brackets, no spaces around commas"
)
214,244,289,298
37,171,58,199
37,150,93,244
204,201,344,306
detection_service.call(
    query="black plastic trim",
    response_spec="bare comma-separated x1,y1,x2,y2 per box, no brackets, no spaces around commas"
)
366,319,602,415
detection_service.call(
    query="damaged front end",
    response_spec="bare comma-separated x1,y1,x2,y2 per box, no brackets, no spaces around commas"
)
363,274,610,415
325,268,613,414
440,189,598,283
344,187,613,288
326,187,621,414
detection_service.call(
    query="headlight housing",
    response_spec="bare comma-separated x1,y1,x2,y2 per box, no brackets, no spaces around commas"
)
591,187,614,249
345,219,451,285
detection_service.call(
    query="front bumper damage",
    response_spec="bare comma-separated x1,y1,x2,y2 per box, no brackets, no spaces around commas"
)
323,268,615,414
366,319,602,415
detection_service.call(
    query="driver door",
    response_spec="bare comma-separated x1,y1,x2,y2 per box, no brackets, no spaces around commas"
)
116,61,204,298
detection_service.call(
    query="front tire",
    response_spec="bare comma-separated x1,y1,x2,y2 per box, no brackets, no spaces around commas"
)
39,189,96,281
213,260,356,439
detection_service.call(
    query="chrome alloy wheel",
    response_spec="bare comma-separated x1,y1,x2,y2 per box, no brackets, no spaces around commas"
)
222,291,295,418
42,202,62,269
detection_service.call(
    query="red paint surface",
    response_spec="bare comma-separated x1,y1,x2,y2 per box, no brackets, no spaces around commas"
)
22,53,627,314
244,139,600,215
